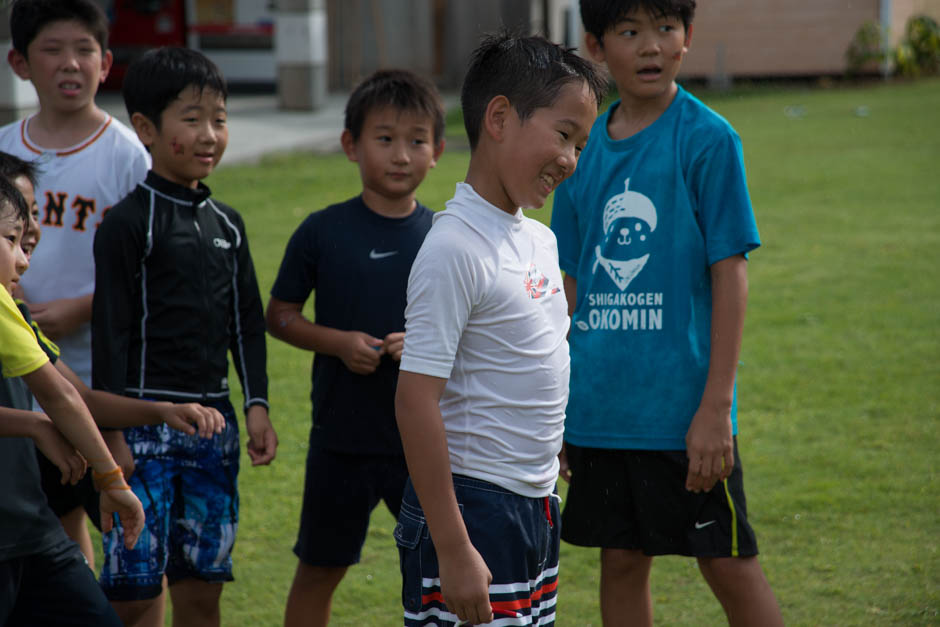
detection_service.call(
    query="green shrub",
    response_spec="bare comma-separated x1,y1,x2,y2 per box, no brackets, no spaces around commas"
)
846,20,887,75
895,14,940,76
847,14,940,77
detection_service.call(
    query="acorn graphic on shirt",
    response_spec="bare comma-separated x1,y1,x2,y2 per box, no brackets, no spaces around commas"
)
593,179,657,291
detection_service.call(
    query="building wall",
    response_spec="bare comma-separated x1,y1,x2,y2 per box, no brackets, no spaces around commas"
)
679,0,940,79
679,0,880,78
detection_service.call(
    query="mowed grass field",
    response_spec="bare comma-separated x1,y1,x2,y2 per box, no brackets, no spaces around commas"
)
93,78,939,625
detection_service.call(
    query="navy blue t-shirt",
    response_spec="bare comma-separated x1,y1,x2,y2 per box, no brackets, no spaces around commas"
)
271,196,433,454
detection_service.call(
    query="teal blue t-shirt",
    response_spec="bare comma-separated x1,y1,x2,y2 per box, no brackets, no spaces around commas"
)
551,86,760,450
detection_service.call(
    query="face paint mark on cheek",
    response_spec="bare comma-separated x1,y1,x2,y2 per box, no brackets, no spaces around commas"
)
673,51,683,60
171,138,184,155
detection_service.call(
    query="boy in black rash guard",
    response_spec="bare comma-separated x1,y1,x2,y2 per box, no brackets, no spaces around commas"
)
91,47,277,627
266,69,445,627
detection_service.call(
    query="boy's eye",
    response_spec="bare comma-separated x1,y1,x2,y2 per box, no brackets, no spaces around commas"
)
659,25,675,33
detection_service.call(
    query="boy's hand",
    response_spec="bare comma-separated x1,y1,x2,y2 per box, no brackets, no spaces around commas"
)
99,476,145,550
557,442,572,483
103,430,136,480
245,405,277,466
158,402,226,438
439,542,493,625
33,416,87,485
381,332,405,361
339,331,383,374
27,295,92,340
684,401,734,493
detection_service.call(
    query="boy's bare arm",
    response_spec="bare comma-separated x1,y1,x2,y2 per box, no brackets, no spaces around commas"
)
22,361,145,548
685,254,748,493
558,273,578,483
26,293,92,340
396,371,494,625
266,297,383,374
53,359,225,437
0,406,86,485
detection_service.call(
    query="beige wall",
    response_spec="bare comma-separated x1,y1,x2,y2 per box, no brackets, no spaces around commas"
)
679,0,881,78
679,0,940,78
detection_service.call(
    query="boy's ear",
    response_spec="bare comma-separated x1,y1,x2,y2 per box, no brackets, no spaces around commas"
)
98,50,114,84
429,138,446,169
584,32,606,64
340,128,358,163
130,112,157,147
482,95,512,143
7,49,31,81
683,23,694,53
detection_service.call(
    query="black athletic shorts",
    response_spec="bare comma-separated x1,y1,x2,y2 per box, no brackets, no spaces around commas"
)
561,438,759,558
0,538,121,626
36,452,101,530
294,441,409,568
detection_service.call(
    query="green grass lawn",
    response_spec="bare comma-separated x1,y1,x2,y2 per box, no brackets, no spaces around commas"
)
96,77,939,625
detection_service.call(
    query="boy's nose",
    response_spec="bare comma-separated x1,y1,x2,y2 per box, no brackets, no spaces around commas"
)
15,244,29,275
391,141,410,163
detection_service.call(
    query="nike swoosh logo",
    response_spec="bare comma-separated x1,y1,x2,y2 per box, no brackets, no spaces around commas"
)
370,249,398,260
694,520,717,530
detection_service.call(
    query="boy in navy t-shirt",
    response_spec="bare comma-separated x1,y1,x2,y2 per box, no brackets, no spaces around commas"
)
266,69,445,626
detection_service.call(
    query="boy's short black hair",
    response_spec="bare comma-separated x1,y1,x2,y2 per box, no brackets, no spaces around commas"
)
0,176,30,226
10,0,110,56
580,0,696,41
344,69,446,144
0,152,39,192
123,47,228,130
461,32,608,151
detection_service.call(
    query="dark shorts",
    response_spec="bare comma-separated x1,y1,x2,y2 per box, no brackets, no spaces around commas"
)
395,475,561,626
36,453,101,529
0,538,121,626
294,440,408,567
561,439,759,558
99,399,240,601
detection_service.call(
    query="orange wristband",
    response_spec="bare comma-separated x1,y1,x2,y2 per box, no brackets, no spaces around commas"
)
92,466,128,491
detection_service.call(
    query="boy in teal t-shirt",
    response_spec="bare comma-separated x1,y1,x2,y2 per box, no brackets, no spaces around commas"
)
550,1,783,624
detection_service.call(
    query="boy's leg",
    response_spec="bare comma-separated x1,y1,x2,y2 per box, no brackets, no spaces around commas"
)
166,400,240,627
5,538,122,627
285,441,409,627
396,475,560,626
169,579,223,627
100,443,172,627
697,556,783,627
284,563,348,627
562,444,656,626
600,548,654,627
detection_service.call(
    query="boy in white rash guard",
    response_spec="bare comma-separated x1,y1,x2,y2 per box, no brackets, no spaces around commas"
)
394,32,606,626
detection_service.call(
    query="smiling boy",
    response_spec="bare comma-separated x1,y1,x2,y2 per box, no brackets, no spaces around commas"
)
393,33,606,626
91,47,276,627
549,1,783,625
266,69,445,627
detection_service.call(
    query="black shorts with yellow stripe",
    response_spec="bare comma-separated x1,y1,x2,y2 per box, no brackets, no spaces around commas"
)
561,437,759,558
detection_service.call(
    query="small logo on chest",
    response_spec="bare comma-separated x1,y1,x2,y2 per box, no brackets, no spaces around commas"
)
524,263,561,300
213,237,232,250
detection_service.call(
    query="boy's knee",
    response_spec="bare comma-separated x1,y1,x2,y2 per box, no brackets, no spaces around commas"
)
697,555,765,585
601,548,653,581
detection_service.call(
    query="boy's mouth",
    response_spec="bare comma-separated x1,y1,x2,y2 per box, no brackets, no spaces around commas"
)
59,81,82,93
637,65,662,78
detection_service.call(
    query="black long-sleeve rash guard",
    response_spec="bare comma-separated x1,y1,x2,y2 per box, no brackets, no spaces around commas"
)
92,171,268,410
